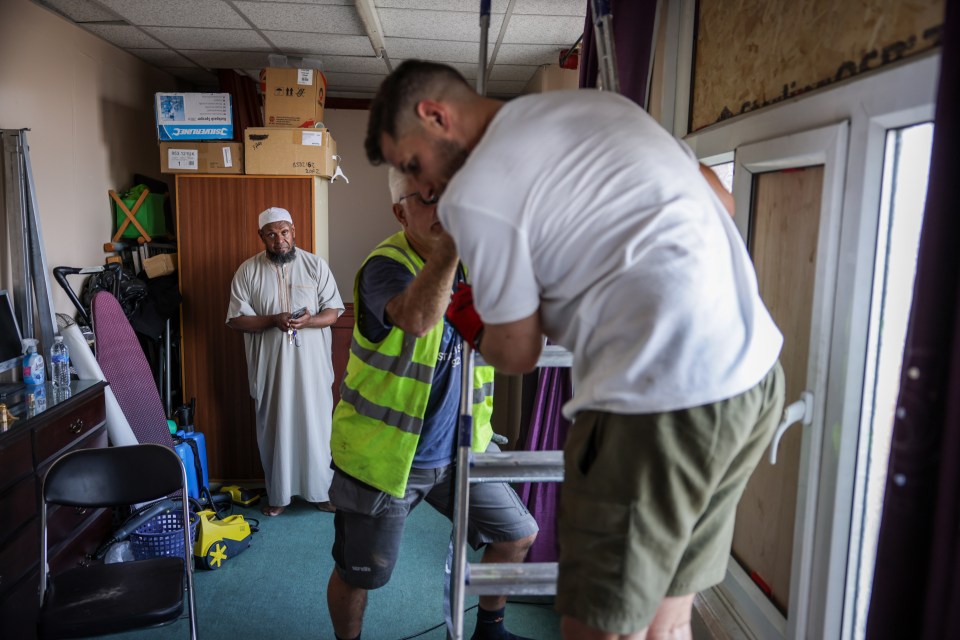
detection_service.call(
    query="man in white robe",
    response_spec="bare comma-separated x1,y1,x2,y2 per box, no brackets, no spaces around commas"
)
226,207,344,516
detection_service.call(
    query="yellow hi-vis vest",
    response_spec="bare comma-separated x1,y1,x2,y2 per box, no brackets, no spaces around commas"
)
331,231,495,498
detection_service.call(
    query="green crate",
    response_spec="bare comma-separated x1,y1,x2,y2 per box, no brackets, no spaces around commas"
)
114,185,167,239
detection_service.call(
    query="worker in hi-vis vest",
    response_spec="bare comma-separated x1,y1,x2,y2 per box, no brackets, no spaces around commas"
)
326,168,539,640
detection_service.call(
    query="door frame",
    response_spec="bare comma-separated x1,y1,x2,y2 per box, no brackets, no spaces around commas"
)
685,53,940,639
726,121,849,640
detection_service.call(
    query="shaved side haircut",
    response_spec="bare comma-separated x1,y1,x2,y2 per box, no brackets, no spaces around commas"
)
365,60,472,165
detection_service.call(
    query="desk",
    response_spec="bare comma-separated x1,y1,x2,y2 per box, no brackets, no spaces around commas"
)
0,380,109,639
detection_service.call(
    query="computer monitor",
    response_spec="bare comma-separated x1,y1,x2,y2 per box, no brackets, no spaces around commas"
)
0,290,24,375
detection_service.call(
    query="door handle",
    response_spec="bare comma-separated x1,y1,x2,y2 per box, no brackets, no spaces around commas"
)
769,390,814,465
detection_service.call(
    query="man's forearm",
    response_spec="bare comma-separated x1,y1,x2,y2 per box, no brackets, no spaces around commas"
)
477,312,544,374
386,244,459,336
227,314,278,333
305,308,341,329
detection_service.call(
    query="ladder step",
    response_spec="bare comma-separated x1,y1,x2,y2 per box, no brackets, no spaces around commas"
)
469,451,564,483
475,344,573,368
465,562,558,596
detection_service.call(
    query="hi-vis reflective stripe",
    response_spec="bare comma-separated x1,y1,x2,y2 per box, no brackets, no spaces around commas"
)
349,337,434,384
473,381,494,405
340,385,425,435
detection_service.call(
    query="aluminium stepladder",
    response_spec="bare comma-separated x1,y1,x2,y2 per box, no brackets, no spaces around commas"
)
447,343,572,640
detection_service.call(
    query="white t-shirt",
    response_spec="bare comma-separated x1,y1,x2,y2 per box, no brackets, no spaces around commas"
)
439,90,783,417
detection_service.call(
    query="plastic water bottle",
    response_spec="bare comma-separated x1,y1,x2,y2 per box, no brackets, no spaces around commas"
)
50,336,71,388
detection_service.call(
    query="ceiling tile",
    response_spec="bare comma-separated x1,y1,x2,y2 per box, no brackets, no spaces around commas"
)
320,56,390,74
127,48,199,67
379,8,504,42
496,43,563,66
376,0,512,11
233,2,364,34
82,24,165,48
38,0,119,22
179,49,274,68
513,0,586,17
264,31,374,57
143,26,272,50
385,38,483,63
502,14,583,44
251,0,352,4
95,0,250,28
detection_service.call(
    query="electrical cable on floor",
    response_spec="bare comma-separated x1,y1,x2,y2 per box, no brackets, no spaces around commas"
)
395,600,556,640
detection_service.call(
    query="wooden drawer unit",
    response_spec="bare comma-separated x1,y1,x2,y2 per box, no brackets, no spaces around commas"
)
0,518,39,597
0,475,36,545
0,429,32,492
49,508,114,575
33,391,106,468
0,381,108,638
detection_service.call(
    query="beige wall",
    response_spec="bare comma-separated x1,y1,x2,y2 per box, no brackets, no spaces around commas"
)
323,107,397,303
0,0,178,315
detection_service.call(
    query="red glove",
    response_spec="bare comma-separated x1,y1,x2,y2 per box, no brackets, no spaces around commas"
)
445,282,484,350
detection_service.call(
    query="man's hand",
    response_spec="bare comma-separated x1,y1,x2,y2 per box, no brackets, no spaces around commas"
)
445,282,484,350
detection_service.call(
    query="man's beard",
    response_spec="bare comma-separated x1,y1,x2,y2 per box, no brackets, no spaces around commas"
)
267,244,297,264
435,138,469,191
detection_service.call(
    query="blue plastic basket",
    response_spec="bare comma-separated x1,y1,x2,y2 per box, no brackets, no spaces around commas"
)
129,510,198,562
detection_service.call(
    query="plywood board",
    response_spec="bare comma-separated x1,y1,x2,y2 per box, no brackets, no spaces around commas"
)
692,0,944,131
731,166,824,613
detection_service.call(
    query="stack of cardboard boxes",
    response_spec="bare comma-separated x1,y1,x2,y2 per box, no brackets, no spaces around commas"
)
156,68,338,179
156,92,242,174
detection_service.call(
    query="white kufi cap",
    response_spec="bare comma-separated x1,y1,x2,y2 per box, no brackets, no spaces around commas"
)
258,206,293,229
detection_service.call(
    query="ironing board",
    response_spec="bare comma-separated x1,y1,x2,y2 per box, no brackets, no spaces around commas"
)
91,290,173,448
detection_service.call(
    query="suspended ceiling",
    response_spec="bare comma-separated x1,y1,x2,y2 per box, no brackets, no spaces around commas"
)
32,0,587,99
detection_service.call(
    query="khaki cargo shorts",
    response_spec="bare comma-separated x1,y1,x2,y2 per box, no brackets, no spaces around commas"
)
556,362,784,633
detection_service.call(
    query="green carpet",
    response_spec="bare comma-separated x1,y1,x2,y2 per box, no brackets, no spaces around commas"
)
96,498,561,639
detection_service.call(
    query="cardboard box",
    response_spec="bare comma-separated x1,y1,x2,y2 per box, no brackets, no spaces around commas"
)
244,127,337,177
260,68,327,128
143,253,177,279
159,142,244,174
155,92,233,141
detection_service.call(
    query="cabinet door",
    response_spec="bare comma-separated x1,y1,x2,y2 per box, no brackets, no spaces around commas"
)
177,176,315,480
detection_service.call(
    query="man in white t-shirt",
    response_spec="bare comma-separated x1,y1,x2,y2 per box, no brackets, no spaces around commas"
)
365,60,785,640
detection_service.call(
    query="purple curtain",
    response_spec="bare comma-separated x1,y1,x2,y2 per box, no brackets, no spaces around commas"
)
217,69,263,141
579,0,659,108
866,0,959,637
518,367,572,563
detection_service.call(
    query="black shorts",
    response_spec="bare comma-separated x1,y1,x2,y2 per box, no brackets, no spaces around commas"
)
330,449,539,590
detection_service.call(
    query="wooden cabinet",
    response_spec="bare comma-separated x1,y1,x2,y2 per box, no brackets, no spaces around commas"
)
175,175,330,480
0,381,110,640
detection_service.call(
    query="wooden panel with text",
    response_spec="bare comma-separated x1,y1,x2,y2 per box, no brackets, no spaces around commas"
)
732,166,824,613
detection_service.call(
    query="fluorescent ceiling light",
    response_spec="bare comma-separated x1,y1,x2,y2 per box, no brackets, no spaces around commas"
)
354,0,392,71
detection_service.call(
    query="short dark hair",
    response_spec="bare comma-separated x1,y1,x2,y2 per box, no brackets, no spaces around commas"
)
365,60,471,165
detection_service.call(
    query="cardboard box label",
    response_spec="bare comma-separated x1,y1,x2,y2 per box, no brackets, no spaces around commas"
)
298,69,313,85
301,130,325,146
159,142,244,174
167,148,199,170
155,92,233,141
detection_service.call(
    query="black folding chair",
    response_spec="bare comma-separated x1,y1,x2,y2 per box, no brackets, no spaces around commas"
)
38,444,197,639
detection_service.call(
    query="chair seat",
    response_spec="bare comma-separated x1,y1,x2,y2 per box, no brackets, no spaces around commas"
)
39,557,185,639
